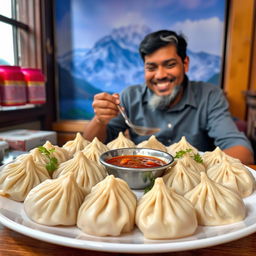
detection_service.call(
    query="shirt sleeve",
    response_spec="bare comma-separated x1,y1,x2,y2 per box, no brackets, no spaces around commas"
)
206,87,253,152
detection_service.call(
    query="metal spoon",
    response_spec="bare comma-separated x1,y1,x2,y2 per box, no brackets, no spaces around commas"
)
117,105,160,136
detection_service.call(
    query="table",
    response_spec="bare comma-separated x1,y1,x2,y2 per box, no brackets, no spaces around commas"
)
1,166,256,256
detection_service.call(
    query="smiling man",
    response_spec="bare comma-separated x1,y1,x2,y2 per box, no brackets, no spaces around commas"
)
83,30,254,164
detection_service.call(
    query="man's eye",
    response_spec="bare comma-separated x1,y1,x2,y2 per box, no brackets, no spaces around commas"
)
166,63,176,68
145,66,156,71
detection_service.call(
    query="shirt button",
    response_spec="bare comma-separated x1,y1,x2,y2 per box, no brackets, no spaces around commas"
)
168,139,171,143
168,123,172,128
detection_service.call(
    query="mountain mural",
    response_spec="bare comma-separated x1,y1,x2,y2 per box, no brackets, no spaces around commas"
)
58,24,222,119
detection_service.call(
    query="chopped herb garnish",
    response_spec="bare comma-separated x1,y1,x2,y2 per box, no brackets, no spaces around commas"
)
144,177,156,194
38,146,58,174
174,149,203,163
174,149,192,159
193,153,203,163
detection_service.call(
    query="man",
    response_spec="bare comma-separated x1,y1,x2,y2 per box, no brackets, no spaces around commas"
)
83,30,254,164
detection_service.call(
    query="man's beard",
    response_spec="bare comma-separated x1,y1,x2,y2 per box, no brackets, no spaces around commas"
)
149,83,183,111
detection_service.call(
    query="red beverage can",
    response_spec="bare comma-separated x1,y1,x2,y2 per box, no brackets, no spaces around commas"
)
0,65,27,106
21,68,46,104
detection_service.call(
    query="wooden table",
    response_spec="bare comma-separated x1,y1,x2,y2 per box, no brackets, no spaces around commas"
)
1,166,256,256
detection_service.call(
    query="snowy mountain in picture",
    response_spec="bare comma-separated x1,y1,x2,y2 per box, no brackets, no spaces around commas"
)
58,24,222,94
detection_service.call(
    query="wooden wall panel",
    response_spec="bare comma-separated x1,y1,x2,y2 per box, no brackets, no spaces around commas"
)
223,0,256,120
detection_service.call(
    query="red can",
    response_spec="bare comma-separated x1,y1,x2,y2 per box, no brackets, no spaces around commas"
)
21,68,46,104
0,65,27,106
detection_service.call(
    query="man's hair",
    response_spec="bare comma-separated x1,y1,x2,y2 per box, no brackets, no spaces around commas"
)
139,30,187,62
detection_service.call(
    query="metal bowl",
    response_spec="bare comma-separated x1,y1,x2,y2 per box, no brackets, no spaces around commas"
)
99,147,174,189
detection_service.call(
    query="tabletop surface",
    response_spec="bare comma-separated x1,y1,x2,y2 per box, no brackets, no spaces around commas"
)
0,164,256,256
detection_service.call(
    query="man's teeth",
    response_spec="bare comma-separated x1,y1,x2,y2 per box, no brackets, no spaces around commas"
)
156,83,169,90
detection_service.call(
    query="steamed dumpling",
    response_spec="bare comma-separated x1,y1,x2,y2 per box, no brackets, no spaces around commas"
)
136,178,197,239
206,157,255,198
202,147,240,169
176,154,205,173
107,132,135,149
77,175,137,236
52,151,107,193
163,160,201,195
0,155,50,201
24,172,86,226
82,137,109,164
184,172,246,226
62,132,90,155
137,135,167,152
167,136,198,156
43,141,71,163
29,147,49,165
15,148,48,165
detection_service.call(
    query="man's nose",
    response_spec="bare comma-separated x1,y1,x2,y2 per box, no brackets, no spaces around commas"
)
155,67,167,79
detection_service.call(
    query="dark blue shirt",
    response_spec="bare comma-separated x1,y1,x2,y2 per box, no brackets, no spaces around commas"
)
106,80,252,152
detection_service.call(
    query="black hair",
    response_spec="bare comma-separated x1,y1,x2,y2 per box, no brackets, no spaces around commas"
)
139,30,187,62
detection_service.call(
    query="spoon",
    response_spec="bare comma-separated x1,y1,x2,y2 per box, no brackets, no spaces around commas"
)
117,105,160,136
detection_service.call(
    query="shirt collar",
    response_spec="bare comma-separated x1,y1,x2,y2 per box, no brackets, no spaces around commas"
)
142,76,198,110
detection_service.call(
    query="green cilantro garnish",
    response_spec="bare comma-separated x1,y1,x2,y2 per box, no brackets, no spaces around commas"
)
174,148,203,163
38,146,58,174
174,149,193,159
193,153,203,163
144,177,156,194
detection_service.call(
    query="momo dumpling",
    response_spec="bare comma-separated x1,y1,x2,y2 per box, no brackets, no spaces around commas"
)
43,141,71,163
176,154,205,173
62,132,90,155
107,132,135,149
77,175,137,236
53,151,107,194
202,147,240,169
82,137,109,164
137,135,167,152
206,157,255,198
167,136,198,156
163,160,201,195
28,147,49,165
184,172,246,226
24,172,86,226
136,178,197,239
0,155,50,201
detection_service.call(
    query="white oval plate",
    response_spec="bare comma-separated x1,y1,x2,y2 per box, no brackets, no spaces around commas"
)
0,167,256,253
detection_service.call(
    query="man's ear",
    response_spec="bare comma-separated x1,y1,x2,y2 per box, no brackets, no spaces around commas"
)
183,56,189,72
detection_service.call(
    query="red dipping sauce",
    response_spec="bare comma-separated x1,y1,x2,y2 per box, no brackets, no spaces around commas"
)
106,155,166,168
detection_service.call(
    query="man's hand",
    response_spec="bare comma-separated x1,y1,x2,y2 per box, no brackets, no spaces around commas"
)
92,92,120,125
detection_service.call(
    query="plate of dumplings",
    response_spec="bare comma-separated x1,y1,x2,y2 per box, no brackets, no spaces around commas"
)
0,133,256,253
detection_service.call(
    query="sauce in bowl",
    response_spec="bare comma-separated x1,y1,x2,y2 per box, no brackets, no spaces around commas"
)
106,155,166,168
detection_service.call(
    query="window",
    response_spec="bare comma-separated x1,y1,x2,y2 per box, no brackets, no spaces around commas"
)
0,0,56,130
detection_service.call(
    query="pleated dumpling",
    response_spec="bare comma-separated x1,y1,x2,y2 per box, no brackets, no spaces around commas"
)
167,136,198,156
52,151,107,193
28,147,49,165
77,175,137,236
202,147,240,169
82,137,109,164
162,160,201,195
136,178,197,239
107,132,135,149
0,155,50,201
206,157,255,198
24,172,86,226
184,172,246,226
137,135,167,152
43,141,71,163
176,154,205,173
62,132,90,155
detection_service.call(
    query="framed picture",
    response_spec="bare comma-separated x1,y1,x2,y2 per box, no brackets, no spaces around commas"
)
55,0,226,120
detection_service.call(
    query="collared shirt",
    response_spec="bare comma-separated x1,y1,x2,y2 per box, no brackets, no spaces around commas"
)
106,80,253,152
